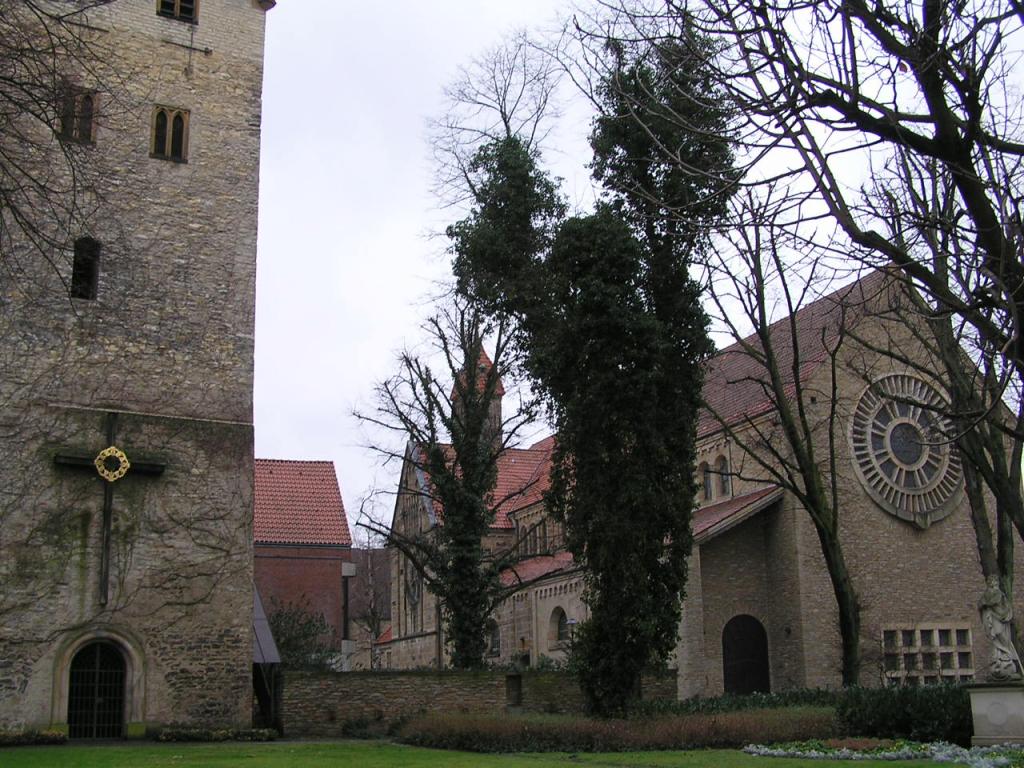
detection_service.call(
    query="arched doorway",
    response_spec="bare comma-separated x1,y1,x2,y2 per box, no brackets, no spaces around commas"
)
722,614,770,694
68,641,126,739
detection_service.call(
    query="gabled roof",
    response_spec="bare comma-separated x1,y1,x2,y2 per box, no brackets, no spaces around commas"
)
497,488,783,585
407,436,554,531
254,459,351,546
693,486,784,544
699,271,887,438
500,550,576,587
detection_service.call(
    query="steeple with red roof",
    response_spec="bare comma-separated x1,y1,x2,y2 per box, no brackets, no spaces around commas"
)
451,348,505,451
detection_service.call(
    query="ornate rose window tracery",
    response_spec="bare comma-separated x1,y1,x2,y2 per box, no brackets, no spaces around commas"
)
849,373,962,529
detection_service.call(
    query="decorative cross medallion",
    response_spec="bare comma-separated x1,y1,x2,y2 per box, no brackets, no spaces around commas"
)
54,412,166,606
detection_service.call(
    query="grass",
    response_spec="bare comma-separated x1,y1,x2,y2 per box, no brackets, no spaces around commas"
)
0,740,954,768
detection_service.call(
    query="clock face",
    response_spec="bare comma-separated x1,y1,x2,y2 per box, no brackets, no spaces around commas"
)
849,373,962,528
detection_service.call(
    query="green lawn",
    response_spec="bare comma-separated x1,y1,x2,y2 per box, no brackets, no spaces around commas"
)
0,740,953,768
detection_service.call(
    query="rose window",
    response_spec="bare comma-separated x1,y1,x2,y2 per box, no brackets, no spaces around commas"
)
849,373,962,528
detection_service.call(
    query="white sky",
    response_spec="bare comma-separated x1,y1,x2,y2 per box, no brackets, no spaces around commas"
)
254,1,586,535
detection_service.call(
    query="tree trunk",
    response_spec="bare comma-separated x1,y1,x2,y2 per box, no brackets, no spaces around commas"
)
813,524,861,686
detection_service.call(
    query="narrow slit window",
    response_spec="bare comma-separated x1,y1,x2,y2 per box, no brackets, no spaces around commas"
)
70,238,101,300
717,455,731,496
151,107,189,162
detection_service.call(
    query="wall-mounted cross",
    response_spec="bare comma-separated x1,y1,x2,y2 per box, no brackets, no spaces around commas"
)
54,412,165,606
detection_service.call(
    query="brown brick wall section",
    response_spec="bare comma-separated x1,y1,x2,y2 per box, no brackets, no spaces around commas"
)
281,670,677,735
255,544,352,647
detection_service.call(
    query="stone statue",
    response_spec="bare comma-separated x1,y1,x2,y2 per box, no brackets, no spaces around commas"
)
980,576,1024,682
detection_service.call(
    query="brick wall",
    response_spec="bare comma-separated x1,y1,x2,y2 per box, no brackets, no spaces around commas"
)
256,544,352,648
281,670,677,736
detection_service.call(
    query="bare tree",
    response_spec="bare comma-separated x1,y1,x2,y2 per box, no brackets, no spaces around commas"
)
842,153,1024,666
587,0,1024,397
704,192,868,684
430,30,564,208
0,0,128,286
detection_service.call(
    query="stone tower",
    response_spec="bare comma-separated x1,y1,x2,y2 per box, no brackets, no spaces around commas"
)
0,0,272,736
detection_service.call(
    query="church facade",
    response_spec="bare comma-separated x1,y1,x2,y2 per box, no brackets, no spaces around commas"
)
0,1,272,735
382,274,1014,695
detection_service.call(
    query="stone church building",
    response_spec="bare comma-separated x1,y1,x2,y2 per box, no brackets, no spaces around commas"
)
0,1,272,736
382,273,1015,695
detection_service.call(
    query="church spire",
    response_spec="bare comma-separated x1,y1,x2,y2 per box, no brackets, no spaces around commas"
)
451,348,504,451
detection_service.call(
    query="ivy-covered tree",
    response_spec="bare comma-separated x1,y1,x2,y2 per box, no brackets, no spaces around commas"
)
449,137,713,713
588,30,736,266
359,301,541,669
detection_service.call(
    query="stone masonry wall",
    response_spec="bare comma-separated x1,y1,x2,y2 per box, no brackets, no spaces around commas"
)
0,0,268,732
281,670,677,736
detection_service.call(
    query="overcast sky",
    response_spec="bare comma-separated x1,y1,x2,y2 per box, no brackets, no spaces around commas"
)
254,1,587,536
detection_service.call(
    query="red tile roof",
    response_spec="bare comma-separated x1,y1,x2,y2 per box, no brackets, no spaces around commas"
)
491,438,555,525
414,274,885,534
254,459,351,546
501,550,576,587
494,488,781,586
375,625,393,644
692,486,784,543
699,272,887,438
452,348,506,398
415,437,554,529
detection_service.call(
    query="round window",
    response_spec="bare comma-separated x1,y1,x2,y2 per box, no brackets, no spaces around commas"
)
849,373,962,528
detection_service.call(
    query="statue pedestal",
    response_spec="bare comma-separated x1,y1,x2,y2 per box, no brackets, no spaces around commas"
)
967,683,1024,746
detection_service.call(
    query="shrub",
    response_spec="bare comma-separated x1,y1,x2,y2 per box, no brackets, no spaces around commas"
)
836,684,972,746
267,597,334,669
635,688,842,718
0,729,68,747
154,727,278,742
396,707,837,752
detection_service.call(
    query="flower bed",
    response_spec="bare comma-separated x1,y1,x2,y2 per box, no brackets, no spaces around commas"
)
744,739,1024,768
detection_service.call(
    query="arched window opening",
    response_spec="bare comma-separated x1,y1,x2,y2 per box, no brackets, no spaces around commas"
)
549,607,569,650
717,455,731,497
700,462,713,502
70,237,101,300
68,641,125,739
151,106,189,162
722,614,770,695
170,113,185,160
153,110,167,155
58,85,96,144
486,620,500,657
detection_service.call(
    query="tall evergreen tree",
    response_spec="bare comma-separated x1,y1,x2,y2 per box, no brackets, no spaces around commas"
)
448,28,734,712
449,137,718,713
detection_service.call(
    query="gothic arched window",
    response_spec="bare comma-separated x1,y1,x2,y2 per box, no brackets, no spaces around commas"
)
549,607,569,649
486,620,501,657
151,106,190,162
